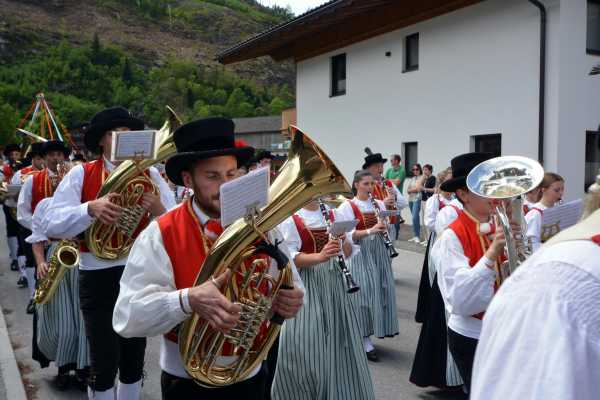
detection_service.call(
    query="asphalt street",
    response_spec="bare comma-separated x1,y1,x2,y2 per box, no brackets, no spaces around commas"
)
0,215,466,400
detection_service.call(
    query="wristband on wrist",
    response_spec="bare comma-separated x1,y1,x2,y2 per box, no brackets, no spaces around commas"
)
179,289,191,315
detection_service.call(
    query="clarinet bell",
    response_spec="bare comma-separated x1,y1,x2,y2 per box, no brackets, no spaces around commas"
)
388,246,399,258
346,274,360,294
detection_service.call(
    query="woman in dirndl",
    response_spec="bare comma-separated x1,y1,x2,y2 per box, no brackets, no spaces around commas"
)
337,170,399,362
28,197,89,391
271,200,375,400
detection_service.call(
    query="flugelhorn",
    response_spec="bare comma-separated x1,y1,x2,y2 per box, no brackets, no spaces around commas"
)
85,107,182,260
178,126,352,388
317,199,359,294
467,156,544,277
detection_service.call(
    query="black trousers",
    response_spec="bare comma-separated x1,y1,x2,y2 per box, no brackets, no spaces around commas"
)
79,266,146,391
17,227,35,267
263,334,279,400
161,368,266,400
447,328,478,391
3,205,19,237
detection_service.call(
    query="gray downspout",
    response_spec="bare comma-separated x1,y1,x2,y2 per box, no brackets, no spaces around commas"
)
528,0,547,166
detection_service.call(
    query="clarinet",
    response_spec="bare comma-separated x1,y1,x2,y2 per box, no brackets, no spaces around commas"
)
368,193,399,258
318,199,360,294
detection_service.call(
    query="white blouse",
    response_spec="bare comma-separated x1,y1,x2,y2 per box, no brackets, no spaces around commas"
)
278,207,359,262
25,197,52,244
524,201,548,252
43,158,176,270
472,240,600,400
433,198,463,237
113,200,304,379
424,194,454,232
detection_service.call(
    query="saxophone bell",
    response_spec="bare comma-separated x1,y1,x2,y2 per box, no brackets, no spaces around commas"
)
33,240,80,305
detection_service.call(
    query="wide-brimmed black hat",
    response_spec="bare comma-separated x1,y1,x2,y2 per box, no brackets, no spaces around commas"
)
26,142,45,158
440,152,494,193
256,149,274,161
165,117,254,186
84,107,144,153
3,143,20,157
362,147,387,169
42,140,71,157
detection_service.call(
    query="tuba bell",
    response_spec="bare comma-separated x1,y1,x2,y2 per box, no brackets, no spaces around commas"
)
84,107,182,260
178,126,352,387
33,239,80,304
467,156,544,278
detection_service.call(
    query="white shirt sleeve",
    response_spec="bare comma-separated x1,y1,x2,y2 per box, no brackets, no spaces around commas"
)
44,165,93,239
113,221,190,338
525,209,542,252
424,196,439,232
435,206,459,236
393,186,408,209
269,227,305,295
10,170,21,185
437,229,497,316
16,175,33,230
149,167,177,211
279,217,302,262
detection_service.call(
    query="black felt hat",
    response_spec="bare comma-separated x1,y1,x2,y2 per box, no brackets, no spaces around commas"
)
256,149,274,161
26,142,45,158
84,107,144,153
165,118,254,186
42,140,71,157
3,143,20,157
440,152,495,193
362,147,387,169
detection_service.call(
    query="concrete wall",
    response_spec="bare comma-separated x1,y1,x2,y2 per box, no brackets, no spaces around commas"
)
296,0,597,199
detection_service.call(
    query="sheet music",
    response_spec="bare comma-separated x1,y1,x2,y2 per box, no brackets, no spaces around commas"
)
220,167,269,227
541,199,584,233
330,220,358,237
111,130,157,162
378,210,401,218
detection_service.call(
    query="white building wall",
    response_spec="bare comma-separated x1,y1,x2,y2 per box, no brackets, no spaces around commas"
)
296,0,595,199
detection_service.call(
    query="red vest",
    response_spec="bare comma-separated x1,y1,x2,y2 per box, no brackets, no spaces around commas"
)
349,200,379,230
449,210,502,320
2,163,14,182
31,169,53,212
291,212,333,254
158,199,270,356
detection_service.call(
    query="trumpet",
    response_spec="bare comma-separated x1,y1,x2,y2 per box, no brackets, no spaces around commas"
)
368,192,399,258
317,199,359,294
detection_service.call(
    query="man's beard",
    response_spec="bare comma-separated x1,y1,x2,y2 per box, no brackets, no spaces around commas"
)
191,183,221,219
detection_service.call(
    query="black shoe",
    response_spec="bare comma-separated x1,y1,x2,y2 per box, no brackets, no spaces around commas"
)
54,372,71,391
26,300,35,314
366,349,379,362
17,276,28,288
10,260,18,271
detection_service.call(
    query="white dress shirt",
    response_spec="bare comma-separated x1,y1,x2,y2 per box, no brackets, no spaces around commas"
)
113,200,304,379
44,158,176,270
278,207,359,262
524,201,548,252
436,223,497,339
471,240,600,400
25,197,51,244
433,198,463,237
17,170,57,231
424,194,454,232
388,184,409,210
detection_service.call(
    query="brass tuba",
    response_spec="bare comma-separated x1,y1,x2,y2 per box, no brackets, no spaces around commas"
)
85,107,182,260
178,126,352,387
467,156,544,278
33,239,79,304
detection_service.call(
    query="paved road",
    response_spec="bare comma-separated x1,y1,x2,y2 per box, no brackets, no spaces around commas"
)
0,216,465,400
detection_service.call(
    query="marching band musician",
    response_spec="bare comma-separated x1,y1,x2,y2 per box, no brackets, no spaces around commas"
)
434,152,518,392
522,184,542,215
2,143,22,272
336,170,399,361
26,197,90,391
43,107,175,400
112,118,304,400
471,171,600,400
13,142,45,302
362,149,408,239
524,172,565,252
410,168,464,390
271,200,375,400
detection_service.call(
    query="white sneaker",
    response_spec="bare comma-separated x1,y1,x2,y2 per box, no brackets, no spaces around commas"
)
409,237,420,243
420,240,428,246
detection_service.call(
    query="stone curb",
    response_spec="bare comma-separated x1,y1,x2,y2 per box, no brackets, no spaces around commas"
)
0,305,27,400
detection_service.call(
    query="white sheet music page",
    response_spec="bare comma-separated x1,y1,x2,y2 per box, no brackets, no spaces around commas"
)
220,167,269,227
330,220,358,237
541,199,584,231
111,130,157,162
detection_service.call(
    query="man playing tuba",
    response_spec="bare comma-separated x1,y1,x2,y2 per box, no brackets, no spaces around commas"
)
112,118,304,400
44,107,175,400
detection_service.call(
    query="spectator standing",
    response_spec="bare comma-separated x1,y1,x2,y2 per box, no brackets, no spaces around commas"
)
420,164,437,244
406,164,425,243
385,154,407,239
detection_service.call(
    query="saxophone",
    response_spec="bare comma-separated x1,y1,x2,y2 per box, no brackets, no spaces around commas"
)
33,240,80,304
